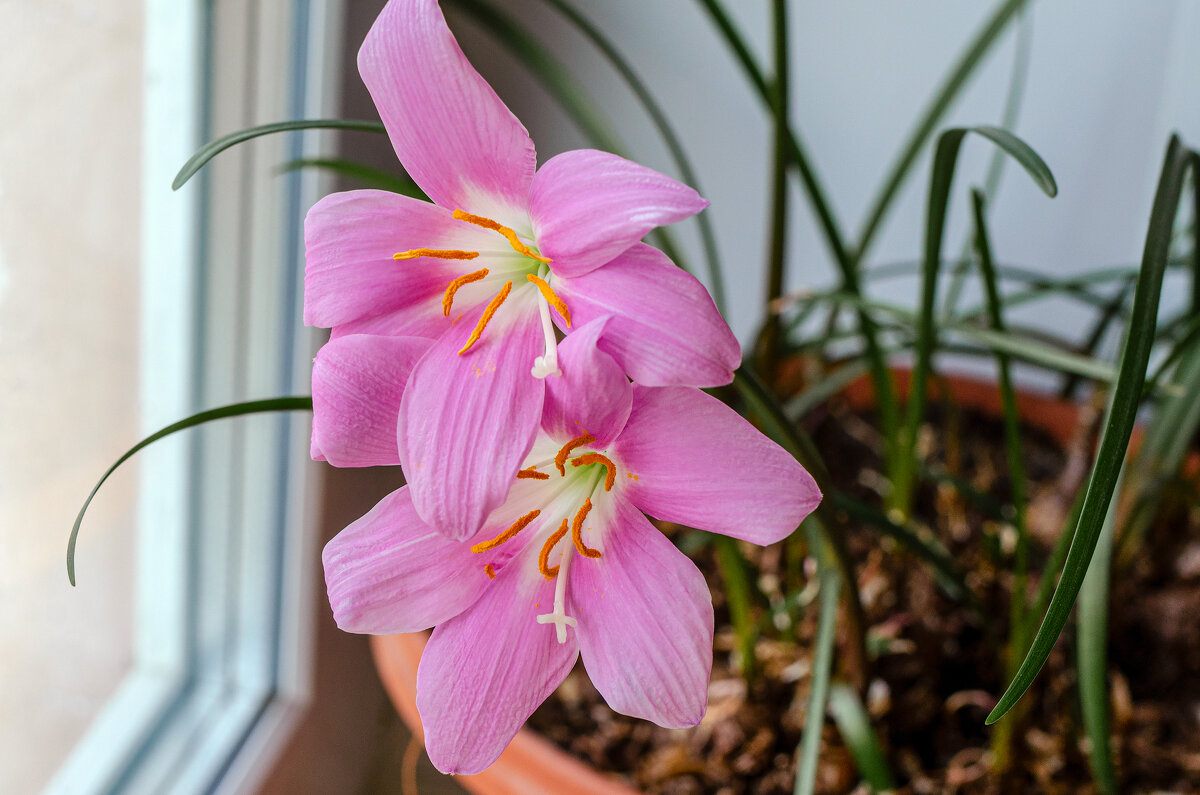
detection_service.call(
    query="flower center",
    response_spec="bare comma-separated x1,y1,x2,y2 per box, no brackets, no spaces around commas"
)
468,432,616,643
393,209,570,375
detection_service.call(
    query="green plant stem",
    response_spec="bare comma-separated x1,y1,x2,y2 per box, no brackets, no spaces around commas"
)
758,0,790,369
714,535,758,681
794,519,841,795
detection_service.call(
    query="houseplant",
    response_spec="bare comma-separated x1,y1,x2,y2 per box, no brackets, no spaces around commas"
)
69,0,1200,791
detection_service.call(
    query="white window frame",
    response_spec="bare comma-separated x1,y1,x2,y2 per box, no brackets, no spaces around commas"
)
49,1,344,792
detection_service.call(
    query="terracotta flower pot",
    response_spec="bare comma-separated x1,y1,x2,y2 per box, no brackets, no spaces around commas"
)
369,369,1088,792
370,631,636,795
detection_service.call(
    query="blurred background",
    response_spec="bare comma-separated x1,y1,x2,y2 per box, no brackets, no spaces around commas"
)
4,0,1198,792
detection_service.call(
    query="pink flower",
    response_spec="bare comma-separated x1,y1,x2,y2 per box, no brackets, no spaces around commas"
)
320,323,821,774
304,0,740,541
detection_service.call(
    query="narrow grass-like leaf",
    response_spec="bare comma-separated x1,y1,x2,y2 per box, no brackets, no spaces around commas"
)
855,0,1034,263
828,684,896,792
784,359,871,421
794,519,840,795
892,125,1056,516
67,396,314,585
987,135,1192,725
970,189,1030,643
173,119,385,190
1077,482,1119,794
277,157,425,197
715,535,758,680
534,0,727,313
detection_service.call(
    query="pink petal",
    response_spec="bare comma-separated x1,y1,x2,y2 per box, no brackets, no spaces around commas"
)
614,386,822,544
322,487,486,634
311,334,431,467
569,494,712,727
358,0,535,224
530,149,708,278
399,294,545,540
304,189,492,329
552,243,741,387
417,557,577,774
541,318,632,447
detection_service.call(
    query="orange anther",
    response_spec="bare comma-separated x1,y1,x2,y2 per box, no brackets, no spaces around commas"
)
484,563,497,579
571,499,601,559
452,209,551,264
525,274,571,327
394,248,479,261
539,519,570,580
554,433,595,476
457,280,512,355
571,453,617,492
471,509,540,554
516,466,550,480
442,268,489,316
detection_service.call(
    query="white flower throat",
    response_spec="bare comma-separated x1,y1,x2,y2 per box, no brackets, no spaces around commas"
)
468,432,619,643
393,209,568,378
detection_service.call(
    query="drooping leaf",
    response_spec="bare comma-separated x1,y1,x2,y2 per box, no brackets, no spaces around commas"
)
173,119,385,190
67,397,313,585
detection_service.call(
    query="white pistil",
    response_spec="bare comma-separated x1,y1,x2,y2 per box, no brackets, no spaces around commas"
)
530,266,561,379
536,546,576,643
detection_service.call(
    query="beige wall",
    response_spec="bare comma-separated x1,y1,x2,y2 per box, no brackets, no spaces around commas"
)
0,1,142,790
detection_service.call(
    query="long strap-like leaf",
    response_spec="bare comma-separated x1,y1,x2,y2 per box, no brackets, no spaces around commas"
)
986,135,1195,724
67,397,313,585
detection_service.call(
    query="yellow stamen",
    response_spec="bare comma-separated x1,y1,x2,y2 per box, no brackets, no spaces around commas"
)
571,453,617,492
394,248,479,261
516,466,550,481
471,510,540,554
453,209,551,263
484,563,497,580
457,281,512,355
525,274,571,327
539,519,570,580
554,433,596,476
442,268,489,316
571,499,601,559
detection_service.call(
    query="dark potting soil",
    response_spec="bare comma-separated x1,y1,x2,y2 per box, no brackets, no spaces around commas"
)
525,390,1200,794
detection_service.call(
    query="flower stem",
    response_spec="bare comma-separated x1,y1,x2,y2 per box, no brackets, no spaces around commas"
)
757,0,790,371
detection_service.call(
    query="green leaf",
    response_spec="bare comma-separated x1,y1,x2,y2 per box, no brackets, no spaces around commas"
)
986,135,1193,724
855,0,1036,262
714,535,758,680
892,125,1056,516
277,157,425,198
67,397,313,585
971,189,1031,644
828,684,896,793
1077,483,1119,794
794,519,841,795
173,119,386,190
